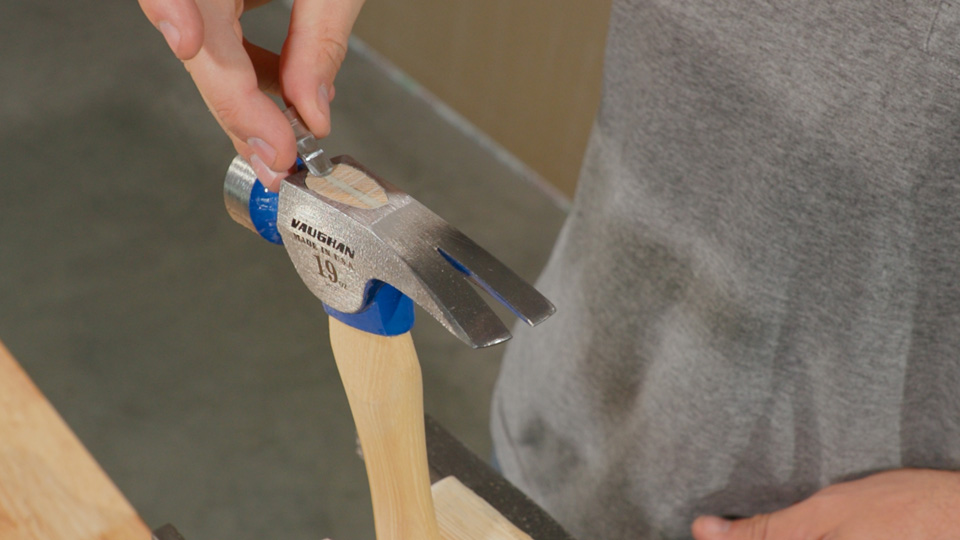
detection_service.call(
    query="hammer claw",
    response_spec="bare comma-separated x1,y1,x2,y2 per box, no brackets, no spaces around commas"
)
399,251,513,348
432,232,556,327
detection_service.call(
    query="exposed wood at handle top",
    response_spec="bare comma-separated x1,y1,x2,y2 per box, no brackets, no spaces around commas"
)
0,340,150,540
329,317,443,540
432,476,533,540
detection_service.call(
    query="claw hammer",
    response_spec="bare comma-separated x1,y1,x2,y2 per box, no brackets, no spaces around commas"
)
224,108,554,540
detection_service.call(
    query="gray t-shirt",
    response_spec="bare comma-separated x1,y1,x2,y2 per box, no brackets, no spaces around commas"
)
491,1,960,539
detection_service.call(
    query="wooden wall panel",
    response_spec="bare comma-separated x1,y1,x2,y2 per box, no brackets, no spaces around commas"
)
353,0,611,198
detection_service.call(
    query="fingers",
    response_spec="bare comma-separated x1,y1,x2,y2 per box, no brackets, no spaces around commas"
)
183,1,297,191
139,0,205,60
140,0,364,191
692,512,809,540
693,515,772,540
692,516,734,539
244,39,282,96
280,0,366,138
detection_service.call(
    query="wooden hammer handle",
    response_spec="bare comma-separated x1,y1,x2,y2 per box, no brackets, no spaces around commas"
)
329,317,442,540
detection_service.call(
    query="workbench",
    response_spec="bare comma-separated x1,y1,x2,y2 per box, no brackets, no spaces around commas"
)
0,341,150,539
0,340,574,540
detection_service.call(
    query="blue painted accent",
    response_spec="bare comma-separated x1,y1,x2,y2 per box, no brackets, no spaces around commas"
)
438,248,526,321
249,179,283,244
324,281,415,336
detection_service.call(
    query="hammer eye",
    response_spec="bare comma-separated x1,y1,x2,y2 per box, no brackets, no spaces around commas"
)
305,163,389,210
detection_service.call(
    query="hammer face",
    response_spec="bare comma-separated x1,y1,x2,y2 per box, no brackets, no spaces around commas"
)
232,155,555,348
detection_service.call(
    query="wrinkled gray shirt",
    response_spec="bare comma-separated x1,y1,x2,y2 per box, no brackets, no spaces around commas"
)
491,1,960,539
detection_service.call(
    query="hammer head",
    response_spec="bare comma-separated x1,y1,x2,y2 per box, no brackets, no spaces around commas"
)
225,155,554,348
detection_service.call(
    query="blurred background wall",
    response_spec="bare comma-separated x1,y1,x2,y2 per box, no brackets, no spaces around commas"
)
353,0,612,198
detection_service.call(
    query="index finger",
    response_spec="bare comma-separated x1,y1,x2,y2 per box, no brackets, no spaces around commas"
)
184,2,297,180
139,0,205,60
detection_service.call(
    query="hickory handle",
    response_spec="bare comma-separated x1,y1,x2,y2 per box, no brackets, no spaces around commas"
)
328,316,443,540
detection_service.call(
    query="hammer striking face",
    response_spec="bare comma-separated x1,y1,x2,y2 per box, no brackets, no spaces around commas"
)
224,154,555,348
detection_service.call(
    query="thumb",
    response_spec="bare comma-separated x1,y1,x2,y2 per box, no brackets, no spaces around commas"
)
138,0,204,60
280,0,366,138
692,515,775,540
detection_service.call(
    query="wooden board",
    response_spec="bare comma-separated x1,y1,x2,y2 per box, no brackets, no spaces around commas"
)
0,336,533,540
0,341,150,540
433,477,532,540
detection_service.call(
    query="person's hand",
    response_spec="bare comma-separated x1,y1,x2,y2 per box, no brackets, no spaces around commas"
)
691,469,960,540
139,0,365,191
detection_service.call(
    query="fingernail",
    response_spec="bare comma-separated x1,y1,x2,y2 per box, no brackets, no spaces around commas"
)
699,516,731,535
314,84,332,136
249,154,285,192
157,21,180,53
318,83,331,107
247,137,278,166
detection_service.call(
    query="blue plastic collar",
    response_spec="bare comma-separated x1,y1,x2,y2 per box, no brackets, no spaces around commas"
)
249,179,283,244
324,282,415,336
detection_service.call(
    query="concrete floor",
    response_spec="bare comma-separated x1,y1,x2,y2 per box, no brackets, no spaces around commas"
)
0,2,566,539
